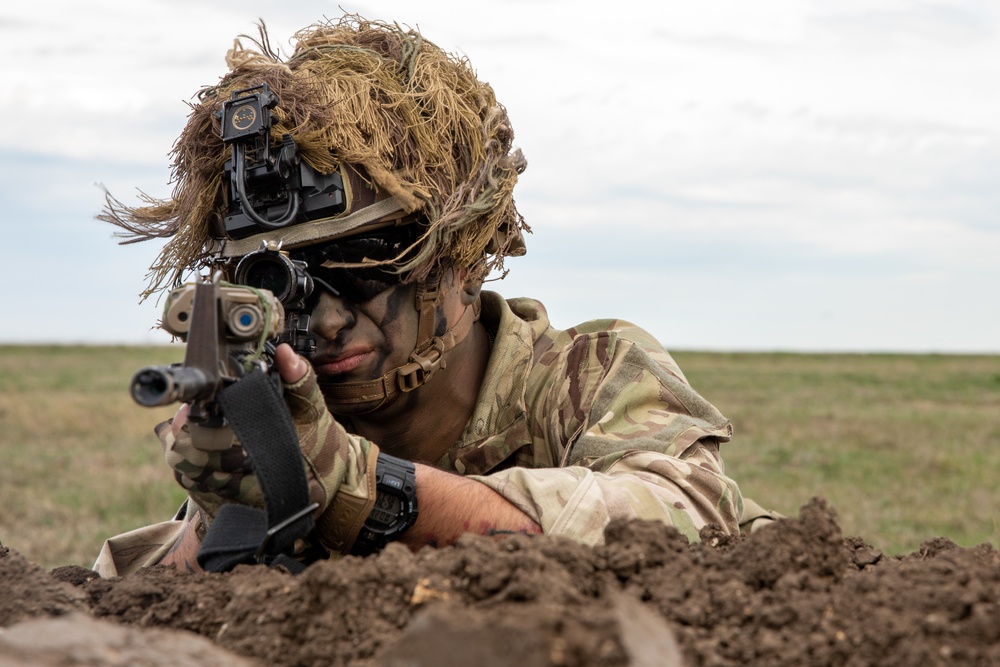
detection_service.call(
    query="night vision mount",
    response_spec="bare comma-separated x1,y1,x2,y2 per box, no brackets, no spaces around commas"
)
219,83,348,239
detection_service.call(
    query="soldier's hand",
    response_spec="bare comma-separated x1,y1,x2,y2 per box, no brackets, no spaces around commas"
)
158,344,380,554
158,405,262,521
276,344,381,553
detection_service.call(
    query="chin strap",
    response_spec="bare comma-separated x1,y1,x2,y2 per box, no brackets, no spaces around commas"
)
318,277,481,414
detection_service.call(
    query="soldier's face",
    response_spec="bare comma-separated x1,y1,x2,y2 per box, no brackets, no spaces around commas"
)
307,280,416,384
306,269,468,392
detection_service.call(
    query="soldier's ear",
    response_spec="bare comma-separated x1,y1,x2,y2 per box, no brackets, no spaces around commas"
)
458,269,484,306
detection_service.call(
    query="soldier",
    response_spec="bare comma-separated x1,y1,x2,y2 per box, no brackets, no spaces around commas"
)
95,16,769,576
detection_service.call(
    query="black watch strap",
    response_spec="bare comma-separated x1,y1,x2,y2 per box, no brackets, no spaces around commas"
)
351,452,418,556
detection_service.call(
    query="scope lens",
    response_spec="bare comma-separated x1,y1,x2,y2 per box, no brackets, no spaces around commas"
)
236,254,292,300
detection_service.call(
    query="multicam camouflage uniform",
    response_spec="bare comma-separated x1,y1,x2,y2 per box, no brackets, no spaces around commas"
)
95,292,757,576
456,293,743,542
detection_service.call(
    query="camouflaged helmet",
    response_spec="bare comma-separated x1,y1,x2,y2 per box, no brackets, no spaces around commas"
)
101,15,528,299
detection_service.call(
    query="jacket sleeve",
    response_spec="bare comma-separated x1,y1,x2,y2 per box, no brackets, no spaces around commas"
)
92,502,192,577
470,329,744,545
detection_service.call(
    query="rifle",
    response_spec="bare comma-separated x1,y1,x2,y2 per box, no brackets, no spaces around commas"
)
129,272,323,570
123,83,331,569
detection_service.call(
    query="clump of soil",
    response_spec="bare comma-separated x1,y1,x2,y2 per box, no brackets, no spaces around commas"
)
2,498,999,666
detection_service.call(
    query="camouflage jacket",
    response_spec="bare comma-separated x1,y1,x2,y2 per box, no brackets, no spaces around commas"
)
449,292,743,543
94,292,748,576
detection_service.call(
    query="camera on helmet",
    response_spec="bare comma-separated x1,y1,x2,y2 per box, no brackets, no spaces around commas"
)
218,83,348,239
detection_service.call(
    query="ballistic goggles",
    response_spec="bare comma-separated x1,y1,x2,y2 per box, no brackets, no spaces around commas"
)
233,225,421,308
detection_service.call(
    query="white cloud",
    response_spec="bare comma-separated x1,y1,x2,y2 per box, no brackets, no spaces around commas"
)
1,0,999,351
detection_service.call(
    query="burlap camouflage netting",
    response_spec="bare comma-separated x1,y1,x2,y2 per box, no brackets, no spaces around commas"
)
99,15,529,299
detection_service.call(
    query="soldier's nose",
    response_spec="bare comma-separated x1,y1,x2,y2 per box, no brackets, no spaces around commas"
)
310,290,355,340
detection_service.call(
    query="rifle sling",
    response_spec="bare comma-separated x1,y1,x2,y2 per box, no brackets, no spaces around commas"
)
196,368,317,574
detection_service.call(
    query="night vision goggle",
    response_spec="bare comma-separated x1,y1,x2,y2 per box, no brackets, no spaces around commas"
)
218,82,348,240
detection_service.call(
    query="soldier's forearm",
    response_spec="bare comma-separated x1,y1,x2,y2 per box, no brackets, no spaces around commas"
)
398,463,542,549
159,465,542,567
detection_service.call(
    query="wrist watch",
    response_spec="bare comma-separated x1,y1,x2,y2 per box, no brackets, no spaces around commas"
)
351,452,419,556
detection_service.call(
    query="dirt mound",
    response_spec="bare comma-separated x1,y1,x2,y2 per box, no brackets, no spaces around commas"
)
3,498,999,666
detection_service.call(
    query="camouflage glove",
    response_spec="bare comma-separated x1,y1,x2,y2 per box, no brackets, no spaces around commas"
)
159,364,381,555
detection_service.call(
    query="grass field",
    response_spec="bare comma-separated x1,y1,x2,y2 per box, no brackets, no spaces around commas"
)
673,350,1000,554
1,345,998,569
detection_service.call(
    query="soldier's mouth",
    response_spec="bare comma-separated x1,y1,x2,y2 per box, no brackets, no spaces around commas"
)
313,349,376,377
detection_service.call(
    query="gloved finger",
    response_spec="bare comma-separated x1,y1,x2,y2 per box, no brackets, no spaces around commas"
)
161,421,212,478
152,405,188,442
154,407,268,522
283,359,327,423
159,420,251,485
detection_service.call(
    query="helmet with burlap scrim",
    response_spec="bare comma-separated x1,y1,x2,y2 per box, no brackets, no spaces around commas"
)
100,16,529,299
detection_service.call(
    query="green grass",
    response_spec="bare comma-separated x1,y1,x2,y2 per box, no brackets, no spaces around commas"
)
1,346,997,569
673,351,1000,555
0,345,188,569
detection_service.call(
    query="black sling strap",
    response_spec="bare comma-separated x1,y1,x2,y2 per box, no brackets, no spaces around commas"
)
196,368,318,574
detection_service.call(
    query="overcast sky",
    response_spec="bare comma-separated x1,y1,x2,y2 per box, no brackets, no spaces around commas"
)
2,0,998,352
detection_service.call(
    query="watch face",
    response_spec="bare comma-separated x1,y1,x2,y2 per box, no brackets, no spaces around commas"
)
354,454,417,556
368,492,402,528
